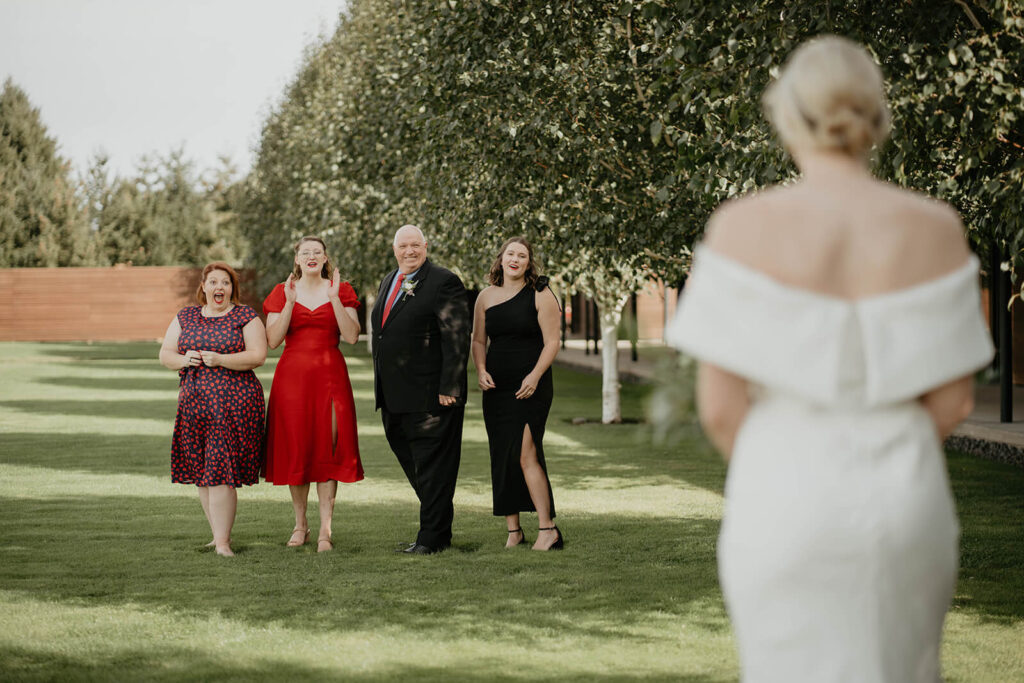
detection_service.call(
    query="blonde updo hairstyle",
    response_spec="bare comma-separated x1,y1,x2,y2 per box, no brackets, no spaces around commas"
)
764,36,891,159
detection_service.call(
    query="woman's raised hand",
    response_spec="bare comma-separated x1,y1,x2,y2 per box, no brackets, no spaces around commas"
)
327,268,342,300
478,370,496,392
280,274,296,303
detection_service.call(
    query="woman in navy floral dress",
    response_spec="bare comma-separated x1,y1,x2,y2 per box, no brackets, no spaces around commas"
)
159,262,267,557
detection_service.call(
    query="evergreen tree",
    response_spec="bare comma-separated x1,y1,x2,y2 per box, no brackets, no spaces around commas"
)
0,78,92,266
88,148,244,267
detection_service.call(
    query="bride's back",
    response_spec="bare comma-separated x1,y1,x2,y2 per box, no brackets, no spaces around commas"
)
705,33,972,298
705,171,970,300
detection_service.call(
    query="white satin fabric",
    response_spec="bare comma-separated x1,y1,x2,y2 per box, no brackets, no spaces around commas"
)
667,246,994,683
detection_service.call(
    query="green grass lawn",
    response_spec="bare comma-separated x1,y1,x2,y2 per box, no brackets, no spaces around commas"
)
0,342,1021,682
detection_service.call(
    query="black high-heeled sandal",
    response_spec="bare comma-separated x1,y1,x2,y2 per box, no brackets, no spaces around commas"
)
537,526,564,550
506,527,527,547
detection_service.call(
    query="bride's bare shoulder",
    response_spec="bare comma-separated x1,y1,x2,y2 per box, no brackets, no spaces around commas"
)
881,187,969,267
702,186,792,256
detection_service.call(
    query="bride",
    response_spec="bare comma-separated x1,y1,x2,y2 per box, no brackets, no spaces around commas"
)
667,36,993,682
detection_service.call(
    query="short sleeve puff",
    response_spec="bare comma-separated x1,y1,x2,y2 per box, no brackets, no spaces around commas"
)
263,284,286,315
338,282,361,308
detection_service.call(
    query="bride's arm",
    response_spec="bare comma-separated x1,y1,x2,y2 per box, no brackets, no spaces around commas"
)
920,376,974,439
696,362,750,460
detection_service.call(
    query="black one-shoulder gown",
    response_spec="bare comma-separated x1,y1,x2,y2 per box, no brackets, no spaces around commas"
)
482,284,556,517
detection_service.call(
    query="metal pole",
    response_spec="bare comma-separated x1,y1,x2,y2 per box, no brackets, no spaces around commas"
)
585,294,593,356
1000,250,1013,422
990,248,1000,373
560,296,567,350
630,292,638,362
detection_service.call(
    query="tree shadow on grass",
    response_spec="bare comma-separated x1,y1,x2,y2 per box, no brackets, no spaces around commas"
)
50,360,172,373
0,643,727,682
0,432,170,478
0,423,723,500
36,376,181,392
0,494,728,646
0,399,175,421
946,450,1024,625
37,342,163,360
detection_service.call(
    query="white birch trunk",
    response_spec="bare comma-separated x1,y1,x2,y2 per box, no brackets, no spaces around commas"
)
573,256,647,425
594,293,629,424
600,314,621,423
365,292,375,354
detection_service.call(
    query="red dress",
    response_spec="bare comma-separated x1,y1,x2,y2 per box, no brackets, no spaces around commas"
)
262,283,364,484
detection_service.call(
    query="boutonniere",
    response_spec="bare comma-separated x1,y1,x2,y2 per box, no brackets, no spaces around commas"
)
401,278,418,297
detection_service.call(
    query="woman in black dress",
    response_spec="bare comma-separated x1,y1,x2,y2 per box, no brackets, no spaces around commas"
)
159,262,267,557
472,237,563,550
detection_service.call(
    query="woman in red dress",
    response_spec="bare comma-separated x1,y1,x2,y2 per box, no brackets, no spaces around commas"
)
263,236,364,552
159,262,267,558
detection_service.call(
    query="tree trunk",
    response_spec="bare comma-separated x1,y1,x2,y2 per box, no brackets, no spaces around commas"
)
574,260,645,425
365,292,375,354
600,314,621,423
595,294,629,424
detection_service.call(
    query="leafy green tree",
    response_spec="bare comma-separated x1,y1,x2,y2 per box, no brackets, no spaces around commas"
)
244,0,1022,421
0,78,94,266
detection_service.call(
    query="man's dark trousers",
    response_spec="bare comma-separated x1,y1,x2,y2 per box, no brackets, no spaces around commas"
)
381,406,464,549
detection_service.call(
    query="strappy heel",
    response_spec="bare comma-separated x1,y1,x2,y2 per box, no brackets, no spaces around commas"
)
535,526,563,551
287,527,310,547
506,527,527,548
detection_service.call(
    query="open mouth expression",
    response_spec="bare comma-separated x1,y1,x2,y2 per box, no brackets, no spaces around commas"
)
204,270,232,308
297,243,326,273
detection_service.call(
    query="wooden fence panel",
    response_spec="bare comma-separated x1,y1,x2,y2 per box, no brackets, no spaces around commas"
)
0,266,263,342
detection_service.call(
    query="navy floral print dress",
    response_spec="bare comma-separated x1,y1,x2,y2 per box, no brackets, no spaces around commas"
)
171,305,264,487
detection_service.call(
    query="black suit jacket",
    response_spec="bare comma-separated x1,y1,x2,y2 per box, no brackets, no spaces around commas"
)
371,259,470,413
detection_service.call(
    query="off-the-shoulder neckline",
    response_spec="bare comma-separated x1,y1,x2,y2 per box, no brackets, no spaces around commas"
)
696,246,980,305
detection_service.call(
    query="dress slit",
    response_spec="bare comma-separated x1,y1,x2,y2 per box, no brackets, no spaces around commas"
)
329,397,339,457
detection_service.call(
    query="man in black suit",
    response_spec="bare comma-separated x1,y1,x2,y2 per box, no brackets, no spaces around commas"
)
371,224,470,554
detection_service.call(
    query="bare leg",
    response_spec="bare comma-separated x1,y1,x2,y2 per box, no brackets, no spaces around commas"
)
198,486,216,546
208,485,237,557
505,512,524,548
518,425,557,550
288,484,310,546
317,400,339,552
317,480,337,552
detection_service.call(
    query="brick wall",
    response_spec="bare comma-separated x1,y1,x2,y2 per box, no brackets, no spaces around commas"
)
0,266,264,342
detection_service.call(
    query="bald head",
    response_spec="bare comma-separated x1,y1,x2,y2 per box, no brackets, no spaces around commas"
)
392,224,428,274
393,224,426,245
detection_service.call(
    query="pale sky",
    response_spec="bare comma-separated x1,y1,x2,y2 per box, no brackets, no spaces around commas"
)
0,0,348,179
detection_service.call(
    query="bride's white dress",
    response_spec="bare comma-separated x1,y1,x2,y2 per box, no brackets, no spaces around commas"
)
667,246,994,682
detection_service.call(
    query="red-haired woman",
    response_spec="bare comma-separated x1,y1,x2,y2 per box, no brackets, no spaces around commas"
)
159,262,267,557
263,236,364,552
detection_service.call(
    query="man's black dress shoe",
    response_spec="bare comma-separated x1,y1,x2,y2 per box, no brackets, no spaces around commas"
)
402,543,438,555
